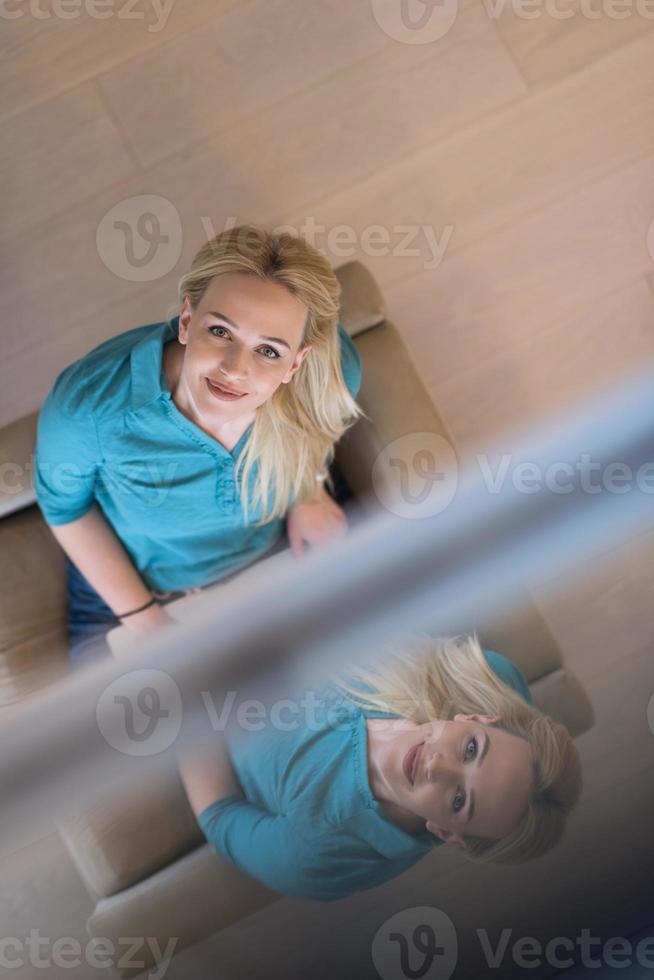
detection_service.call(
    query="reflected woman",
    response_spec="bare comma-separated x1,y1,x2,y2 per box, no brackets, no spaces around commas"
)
178,633,582,902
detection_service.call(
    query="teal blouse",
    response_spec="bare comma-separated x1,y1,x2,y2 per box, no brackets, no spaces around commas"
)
34,317,362,591
197,649,534,902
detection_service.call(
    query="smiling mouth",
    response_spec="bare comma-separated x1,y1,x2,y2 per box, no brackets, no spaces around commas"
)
403,741,424,786
205,377,247,399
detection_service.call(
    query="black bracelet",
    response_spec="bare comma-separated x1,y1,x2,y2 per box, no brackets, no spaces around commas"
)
118,596,158,619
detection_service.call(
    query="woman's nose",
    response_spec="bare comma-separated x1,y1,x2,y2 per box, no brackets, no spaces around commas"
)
426,752,457,783
220,346,249,381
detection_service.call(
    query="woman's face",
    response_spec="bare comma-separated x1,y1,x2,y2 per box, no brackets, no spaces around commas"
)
176,272,313,421
366,714,535,846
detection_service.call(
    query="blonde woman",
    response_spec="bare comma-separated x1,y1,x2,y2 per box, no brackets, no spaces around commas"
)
179,635,582,902
34,225,365,669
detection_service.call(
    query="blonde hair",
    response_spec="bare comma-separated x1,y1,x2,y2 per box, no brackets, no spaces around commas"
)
165,224,367,525
329,633,582,865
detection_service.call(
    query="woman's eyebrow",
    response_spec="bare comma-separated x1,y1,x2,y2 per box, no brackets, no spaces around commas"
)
206,311,291,350
466,730,491,825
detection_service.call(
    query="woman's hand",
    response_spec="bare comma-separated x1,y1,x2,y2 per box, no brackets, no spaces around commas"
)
286,483,348,557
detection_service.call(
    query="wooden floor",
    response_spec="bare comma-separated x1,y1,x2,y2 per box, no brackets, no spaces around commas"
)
1,2,653,978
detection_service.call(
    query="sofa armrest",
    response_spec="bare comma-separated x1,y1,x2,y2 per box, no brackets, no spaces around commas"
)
334,260,387,335
86,844,279,979
335,317,458,504
0,410,39,519
0,507,70,704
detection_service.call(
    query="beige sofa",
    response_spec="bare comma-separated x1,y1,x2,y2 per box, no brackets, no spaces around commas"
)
0,260,594,978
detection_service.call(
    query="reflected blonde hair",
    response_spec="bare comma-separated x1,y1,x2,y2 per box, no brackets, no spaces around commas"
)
166,224,367,525
329,633,582,864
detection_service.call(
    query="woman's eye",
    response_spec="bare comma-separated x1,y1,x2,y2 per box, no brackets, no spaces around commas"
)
208,326,279,359
452,737,478,813
465,736,478,761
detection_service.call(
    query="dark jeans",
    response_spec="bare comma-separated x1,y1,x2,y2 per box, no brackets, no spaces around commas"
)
66,557,123,670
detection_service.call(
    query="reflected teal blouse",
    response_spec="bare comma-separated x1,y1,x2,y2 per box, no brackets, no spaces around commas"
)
197,649,534,902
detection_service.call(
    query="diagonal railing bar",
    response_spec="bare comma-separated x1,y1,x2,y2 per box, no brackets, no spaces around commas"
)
1,360,654,837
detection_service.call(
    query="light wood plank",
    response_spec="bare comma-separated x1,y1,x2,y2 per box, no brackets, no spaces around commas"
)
0,0,524,401
436,278,654,448
490,0,654,89
102,0,525,170
0,177,280,379
283,31,654,289
195,0,525,221
533,526,654,682
98,0,397,168
0,281,173,428
2,82,135,242
382,154,654,388
0,0,243,123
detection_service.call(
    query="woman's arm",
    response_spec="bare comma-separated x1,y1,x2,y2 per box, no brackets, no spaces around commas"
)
49,504,173,636
177,730,244,816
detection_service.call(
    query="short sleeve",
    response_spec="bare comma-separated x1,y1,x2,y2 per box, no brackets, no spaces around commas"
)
483,649,534,705
34,379,101,525
197,797,327,900
337,322,362,399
